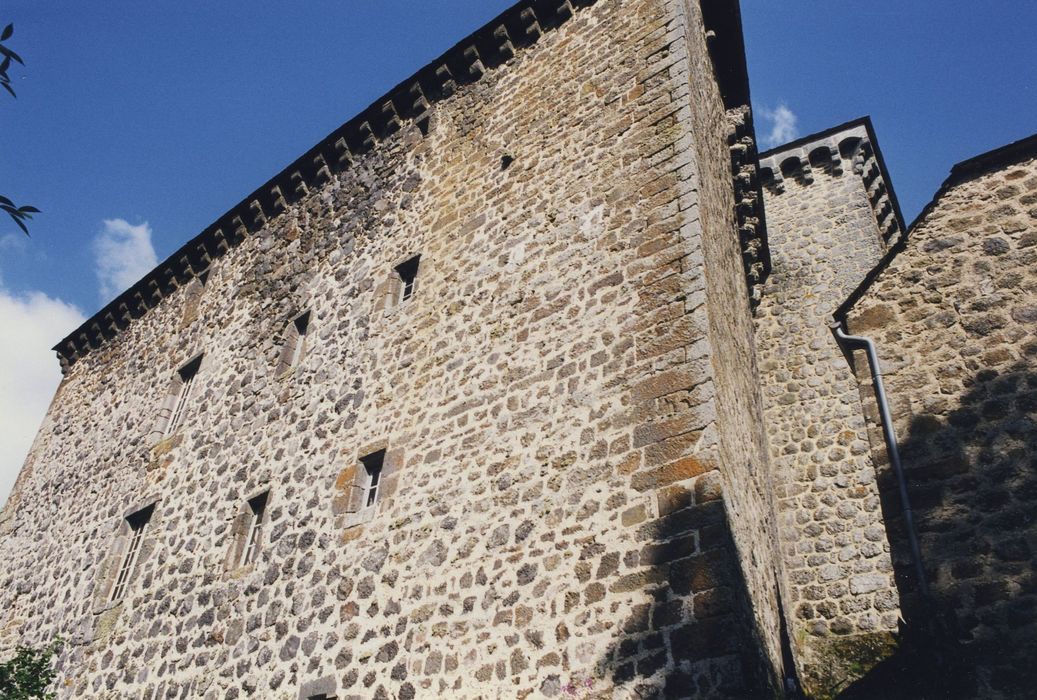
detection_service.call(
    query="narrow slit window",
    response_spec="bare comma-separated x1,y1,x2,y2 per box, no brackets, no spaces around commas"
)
241,491,269,567
361,450,385,509
111,505,153,602
289,312,310,368
168,356,202,435
395,256,421,305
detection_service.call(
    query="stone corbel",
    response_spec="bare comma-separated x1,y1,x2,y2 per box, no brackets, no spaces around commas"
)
230,215,248,243
249,199,267,228
519,8,542,42
434,64,456,98
408,83,431,133
58,347,73,373
289,171,308,200
158,268,176,295
312,154,332,185
334,137,354,170
103,312,119,336
463,46,485,79
380,100,402,137
355,121,376,152
177,255,195,279
132,291,150,315
147,279,163,305
212,228,231,254
827,146,843,176
269,186,288,214
493,25,515,62
552,1,575,24
195,242,213,269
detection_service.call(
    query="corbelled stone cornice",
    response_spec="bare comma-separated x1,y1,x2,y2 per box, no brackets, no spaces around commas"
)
757,118,906,247
728,105,770,310
54,0,599,371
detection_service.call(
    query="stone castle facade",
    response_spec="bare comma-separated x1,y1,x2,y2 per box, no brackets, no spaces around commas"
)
1,1,1034,698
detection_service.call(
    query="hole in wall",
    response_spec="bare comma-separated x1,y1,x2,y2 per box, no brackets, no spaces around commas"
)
501,154,515,171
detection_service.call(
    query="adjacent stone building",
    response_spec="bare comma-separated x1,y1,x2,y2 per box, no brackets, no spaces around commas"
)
0,0,1034,698
839,135,1037,699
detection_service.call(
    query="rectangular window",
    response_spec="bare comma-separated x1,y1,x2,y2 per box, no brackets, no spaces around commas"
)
395,256,421,305
361,450,385,509
289,312,310,369
168,356,202,434
111,505,153,602
241,491,269,566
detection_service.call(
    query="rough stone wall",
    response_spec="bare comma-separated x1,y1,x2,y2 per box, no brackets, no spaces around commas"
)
845,147,1037,698
680,3,786,690
755,127,902,692
0,1,783,698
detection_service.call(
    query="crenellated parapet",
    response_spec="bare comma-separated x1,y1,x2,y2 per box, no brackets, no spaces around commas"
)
758,118,905,247
53,0,600,371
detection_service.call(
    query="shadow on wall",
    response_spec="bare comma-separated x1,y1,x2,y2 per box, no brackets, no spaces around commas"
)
591,495,789,699
841,362,1037,699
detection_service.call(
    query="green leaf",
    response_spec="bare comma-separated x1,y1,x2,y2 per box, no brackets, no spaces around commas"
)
0,195,13,206
0,24,11,41
19,205,40,214
0,641,59,694
0,44,23,65
0,80,15,97
8,213,28,235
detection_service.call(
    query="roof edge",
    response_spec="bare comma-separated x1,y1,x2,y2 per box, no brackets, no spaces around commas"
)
53,0,600,370
758,116,907,244
758,116,872,160
835,130,1037,320
949,131,1037,181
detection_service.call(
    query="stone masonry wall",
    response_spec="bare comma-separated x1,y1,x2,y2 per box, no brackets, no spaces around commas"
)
681,1,786,688
0,2,783,698
846,146,1037,698
755,126,902,694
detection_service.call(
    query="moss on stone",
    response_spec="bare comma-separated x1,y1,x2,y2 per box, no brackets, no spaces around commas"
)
801,631,898,700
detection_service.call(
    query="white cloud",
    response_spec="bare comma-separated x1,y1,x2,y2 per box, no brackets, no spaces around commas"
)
0,285,85,508
0,232,28,253
92,219,158,303
759,103,800,149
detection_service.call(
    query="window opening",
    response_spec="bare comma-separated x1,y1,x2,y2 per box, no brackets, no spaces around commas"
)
289,312,310,368
361,450,385,509
241,491,269,567
168,356,202,434
395,256,421,304
111,505,153,602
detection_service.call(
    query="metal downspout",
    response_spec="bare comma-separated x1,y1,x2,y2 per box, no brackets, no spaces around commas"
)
830,321,930,600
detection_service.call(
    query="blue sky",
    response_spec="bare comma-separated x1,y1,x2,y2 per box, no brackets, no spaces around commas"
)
0,0,1035,503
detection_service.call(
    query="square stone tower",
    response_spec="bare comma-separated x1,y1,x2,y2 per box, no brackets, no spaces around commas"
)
0,1,788,698
754,120,906,691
